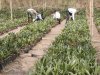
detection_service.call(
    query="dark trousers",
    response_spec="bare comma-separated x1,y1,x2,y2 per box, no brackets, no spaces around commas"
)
66,11,73,23
57,18,61,24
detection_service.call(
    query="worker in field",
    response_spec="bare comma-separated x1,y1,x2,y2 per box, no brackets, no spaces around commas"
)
52,10,61,24
33,12,43,22
27,8,43,22
66,8,77,22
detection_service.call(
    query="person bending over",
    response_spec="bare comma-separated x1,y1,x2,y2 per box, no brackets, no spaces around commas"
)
66,8,77,22
33,13,43,22
27,8,43,22
53,10,61,24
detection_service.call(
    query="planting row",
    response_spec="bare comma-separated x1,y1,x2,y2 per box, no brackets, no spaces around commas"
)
0,7,66,21
0,17,56,69
0,8,65,35
31,13,100,75
0,8,27,35
0,8,50,35
0,8,26,20
0,18,26,35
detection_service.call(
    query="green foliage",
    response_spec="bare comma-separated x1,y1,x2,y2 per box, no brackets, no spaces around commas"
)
31,12,100,75
94,8,100,33
0,8,10,20
94,8,100,26
0,9,57,34
0,8,26,20
0,17,56,62
0,18,26,33
0,8,26,34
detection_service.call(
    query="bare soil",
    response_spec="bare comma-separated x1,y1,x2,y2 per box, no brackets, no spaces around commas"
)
0,26,26,39
0,21,28,39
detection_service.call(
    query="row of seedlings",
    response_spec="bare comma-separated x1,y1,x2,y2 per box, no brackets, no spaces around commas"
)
31,11,100,75
0,8,58,35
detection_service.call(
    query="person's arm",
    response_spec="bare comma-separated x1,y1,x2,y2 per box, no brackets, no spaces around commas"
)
58,12,61,19
39,14,43,20
52,13,56,19
32,9,38,15
33,15,38,22
72,13,75,20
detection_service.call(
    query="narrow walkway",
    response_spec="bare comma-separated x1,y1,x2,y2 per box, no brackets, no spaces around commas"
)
0,21,28,39
0,20,66,75
0,26,26,39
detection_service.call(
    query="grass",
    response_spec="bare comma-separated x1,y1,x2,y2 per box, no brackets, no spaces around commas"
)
30,11,100,75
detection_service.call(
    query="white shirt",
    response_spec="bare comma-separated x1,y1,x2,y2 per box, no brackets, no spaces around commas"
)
68,8,77,14
53,11,61,19
68,8,77,20
36,14,43,20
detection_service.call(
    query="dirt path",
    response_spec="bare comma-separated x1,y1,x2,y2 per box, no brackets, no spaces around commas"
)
87,0,100,63
0,20,29,39
0,20,66,75
0,26,26,39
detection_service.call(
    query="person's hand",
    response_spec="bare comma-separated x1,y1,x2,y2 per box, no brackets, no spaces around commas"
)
33,19,36,22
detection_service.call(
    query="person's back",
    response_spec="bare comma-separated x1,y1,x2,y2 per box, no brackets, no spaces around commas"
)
53,11,61,24
27,8,38,22
27,8,37,15
67,8,77,21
